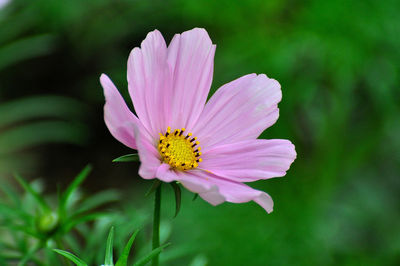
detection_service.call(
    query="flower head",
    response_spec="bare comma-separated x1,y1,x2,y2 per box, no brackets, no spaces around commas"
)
100,28,296,213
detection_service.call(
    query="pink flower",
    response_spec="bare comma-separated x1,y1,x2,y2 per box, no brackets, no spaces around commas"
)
100,28,296,213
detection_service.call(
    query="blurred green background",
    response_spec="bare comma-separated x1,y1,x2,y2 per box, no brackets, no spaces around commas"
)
1,0,400,265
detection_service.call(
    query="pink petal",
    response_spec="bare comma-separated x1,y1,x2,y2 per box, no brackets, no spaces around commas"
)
155,163,178,182
154,167,225,205
147,152,277,212
127,30,172,138
167,28,216,130
101,74,139,149
133,124,161,179
177,171,225,206
200,139,296,182
189,170,274,213
192,74,282,150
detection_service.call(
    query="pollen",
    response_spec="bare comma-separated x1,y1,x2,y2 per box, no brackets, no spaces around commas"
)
158,127,202,171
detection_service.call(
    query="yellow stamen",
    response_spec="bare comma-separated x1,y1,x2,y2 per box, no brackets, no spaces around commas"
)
158,127,202,171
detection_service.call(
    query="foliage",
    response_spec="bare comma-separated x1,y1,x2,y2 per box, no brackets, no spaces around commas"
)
54,226,170,266
0,95,89,175
0,165,120,265
113,153,140,163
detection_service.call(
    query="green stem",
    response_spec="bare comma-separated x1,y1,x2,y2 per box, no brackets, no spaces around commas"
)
152,184,161,266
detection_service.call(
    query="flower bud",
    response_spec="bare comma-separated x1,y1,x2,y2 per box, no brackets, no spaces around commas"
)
36,212,59,234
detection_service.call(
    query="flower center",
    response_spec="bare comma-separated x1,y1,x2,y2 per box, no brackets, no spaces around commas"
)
158,127,202,171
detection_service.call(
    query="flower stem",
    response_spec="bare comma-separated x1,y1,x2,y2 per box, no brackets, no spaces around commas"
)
152,184,161,266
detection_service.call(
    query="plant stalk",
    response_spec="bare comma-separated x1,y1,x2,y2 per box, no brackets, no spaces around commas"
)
152,184,161,266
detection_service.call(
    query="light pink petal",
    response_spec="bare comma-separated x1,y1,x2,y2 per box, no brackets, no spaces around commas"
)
133,124,161,180
154,167,225,205
189,170,274,213
127,30,172,138
167,28,216,130
200,139,296,182
155,163,178,182
145,153,276,212
177,171,225,206
192,74,282,150
212,179,273,213
101,74,139,149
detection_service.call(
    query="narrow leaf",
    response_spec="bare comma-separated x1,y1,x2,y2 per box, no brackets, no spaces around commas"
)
13,174,50,212
133,243,171,266
104,226,114,266
74,190,120,215
112,154,139,162
170,182,181,218
0,182,21,206
192,193,199,201
145,179,161,197
18,242,43,266
59,212,108,234
0,34,54,71
0,121,88,155
115,229,140,266
0,95,88,128
59,165,92,218
0,203,32,220
7,224,42,239
53,249,87,266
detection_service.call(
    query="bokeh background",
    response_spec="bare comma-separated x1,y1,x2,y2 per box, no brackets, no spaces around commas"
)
1,0,400,265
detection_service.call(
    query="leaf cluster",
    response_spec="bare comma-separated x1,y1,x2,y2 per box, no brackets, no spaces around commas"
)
0,165,120,265
54,227,170,266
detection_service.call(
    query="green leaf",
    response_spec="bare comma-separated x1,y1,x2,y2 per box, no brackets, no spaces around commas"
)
74,189,120,215
170,182,181,218
0,182,21,206
0,203,32,220
104,226,114,266
13,174,50,212
18,241,43,266
0,121,88,155
7,224,42,239
59,212,108,234
53,249,88,266
0,34,54,71
0,95,88,128
59,165,92,218
62,234,81,256
145,179,161,197
112,153,139,162
133,243,171,266
115,229,140,266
